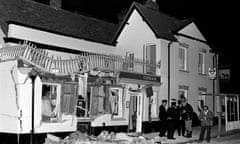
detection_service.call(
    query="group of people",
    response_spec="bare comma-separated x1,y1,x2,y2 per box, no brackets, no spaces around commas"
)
158,97,214,143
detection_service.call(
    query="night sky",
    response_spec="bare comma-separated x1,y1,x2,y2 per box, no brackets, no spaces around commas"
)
62,0,238,92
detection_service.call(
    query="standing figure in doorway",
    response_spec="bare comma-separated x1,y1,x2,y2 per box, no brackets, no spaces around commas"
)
198,105,214,143
158,99,167,137
182,97,194,138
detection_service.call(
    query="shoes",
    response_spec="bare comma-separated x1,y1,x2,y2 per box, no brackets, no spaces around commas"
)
159,134,166,137
167,137,176,140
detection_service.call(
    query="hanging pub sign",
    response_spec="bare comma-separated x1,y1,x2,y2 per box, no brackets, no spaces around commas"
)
208,67,216,80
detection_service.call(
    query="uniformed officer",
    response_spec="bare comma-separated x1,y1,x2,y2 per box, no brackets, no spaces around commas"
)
166,101,177,139
158,99,168,137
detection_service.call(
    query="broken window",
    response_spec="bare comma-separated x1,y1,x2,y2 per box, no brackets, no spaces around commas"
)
42,84,60,122
41,82,78,122
109,87,123,118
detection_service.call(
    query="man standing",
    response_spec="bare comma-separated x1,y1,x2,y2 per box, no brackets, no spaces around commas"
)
176,100,185,136
198,105,214,143
182,97,194,138
158,100,167,137
166,101,177,139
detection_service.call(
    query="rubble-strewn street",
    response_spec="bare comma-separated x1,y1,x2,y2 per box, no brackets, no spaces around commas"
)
43,125,240,144
43,131,157,144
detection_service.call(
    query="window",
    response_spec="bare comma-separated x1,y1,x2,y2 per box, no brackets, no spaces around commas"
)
198,91,206,110
178,47,188,71
143,44,156,75
109,87,123,118
150,90,158,118
90,86,111,117
198,52,206,74
123,52,134,71
178,86,189,100
42,83,61,122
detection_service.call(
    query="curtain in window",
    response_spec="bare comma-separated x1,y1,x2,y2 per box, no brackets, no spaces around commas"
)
179,48,185,70
145,44,156,74
91,87,99,116
61,83,78,115
198,53,204,73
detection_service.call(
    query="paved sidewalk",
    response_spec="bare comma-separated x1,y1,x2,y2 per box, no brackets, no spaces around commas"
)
143,125,240,144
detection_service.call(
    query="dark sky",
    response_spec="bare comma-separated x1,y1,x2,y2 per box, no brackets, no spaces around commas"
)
62,0,238,91
62,0,237,65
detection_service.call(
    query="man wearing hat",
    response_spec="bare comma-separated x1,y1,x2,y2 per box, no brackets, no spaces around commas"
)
158,99,167,137
166,99,177,139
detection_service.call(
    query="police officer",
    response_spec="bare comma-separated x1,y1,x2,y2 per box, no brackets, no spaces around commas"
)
158,99,167,137
167,101,177,139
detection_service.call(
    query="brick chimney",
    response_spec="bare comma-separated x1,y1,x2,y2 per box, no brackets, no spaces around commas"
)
50,0,62,10
144,0,159,11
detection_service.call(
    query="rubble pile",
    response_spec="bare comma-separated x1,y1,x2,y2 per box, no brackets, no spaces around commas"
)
43,131,157,144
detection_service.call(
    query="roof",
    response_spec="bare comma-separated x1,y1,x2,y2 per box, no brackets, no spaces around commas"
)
113,2,194,43
0,0,118,45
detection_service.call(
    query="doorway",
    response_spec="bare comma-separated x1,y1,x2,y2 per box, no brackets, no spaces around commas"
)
128,92,143,133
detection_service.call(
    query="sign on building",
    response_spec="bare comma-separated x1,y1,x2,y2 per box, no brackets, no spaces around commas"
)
208,67,216,80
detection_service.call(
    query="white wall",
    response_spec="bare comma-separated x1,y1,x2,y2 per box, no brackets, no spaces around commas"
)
160,36,215,113
0,60,19,133
0,27,6,48
8,24,117,55
179,23,207,41
116,9,161,62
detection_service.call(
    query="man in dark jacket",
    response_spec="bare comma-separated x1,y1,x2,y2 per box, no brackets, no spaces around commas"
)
182,98,194,138
167,101,177,139
198,105,214,143
176,100,185,136
158,99,167,137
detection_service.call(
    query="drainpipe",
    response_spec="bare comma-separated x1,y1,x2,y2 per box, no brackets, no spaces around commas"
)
29,70,37,144
168,41,173,108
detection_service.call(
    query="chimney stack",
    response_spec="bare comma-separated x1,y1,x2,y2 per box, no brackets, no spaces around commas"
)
50,0,62,10
144,0,159,11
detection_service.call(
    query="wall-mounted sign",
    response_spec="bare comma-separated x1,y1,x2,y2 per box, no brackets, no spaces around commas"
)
119,72,161,83
208,68,216,80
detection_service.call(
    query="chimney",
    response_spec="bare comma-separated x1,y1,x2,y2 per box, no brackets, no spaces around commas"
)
50,0,62,10
144,0,159,11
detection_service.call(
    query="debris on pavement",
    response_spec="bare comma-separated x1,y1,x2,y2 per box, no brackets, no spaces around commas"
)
43,131,158,144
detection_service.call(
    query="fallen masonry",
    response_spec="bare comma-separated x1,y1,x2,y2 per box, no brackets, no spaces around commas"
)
43,131,161,144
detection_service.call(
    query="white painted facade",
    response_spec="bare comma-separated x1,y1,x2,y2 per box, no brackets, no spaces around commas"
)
8,24,117,58
0,26,6,48
0,3,218,134
0,60,78,133
115,9,217,115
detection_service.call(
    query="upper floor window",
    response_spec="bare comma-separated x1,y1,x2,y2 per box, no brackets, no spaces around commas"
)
123,52,134,71
198,52,206,74
143,44,156,75
178,46,188,71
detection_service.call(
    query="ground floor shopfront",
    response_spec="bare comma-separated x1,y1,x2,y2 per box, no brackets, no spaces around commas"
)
76,71,161,135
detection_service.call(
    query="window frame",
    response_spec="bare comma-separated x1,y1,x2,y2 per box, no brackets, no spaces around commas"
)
109,87,124,119
178,46,188,71
198,52,206,74
41,82,61,122
178,86,189,100
143,43,157,75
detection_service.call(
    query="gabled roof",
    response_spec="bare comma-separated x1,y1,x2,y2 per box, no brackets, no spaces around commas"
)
0,0,118,45
112,2,194,43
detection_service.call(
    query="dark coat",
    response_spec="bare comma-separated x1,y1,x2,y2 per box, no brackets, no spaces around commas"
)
183,103,194,120
199,110,214,126
159,105,167,121
167,107,177,120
